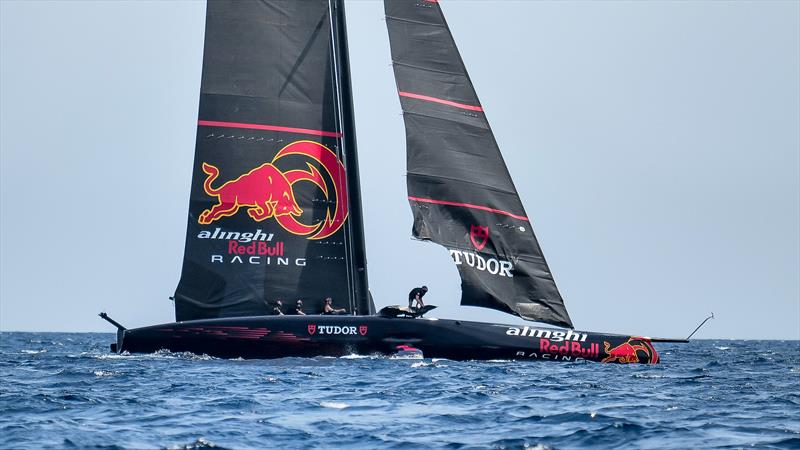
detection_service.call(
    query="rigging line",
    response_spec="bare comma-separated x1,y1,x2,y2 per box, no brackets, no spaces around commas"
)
686,313,714,340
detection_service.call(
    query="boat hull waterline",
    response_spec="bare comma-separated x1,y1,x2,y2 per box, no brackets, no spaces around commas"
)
109,316,659,364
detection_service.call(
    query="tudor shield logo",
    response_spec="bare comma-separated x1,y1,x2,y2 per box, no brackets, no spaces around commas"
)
306,325,364,335
470,225,489,251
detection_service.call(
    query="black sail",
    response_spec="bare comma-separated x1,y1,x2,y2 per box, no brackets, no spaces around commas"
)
385,0,573,328
175,0,368,321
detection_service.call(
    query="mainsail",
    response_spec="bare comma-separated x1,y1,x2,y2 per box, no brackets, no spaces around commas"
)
174,0,369,321
385,0,573,328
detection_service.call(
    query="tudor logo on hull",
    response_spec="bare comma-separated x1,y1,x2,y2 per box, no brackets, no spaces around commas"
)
307,325,368,336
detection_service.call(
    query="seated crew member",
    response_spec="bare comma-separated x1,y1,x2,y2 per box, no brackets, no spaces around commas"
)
295,299,306,316
407,286,428,310
272,299,284,316
322,297,347,315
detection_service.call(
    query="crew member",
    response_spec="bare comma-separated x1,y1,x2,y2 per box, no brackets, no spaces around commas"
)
408,286,428,310
272,299,284,316
322,297,346,315
294,299,306,315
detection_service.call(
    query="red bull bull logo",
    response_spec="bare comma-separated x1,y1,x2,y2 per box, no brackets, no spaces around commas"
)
601,338,659,364
198,140,348,240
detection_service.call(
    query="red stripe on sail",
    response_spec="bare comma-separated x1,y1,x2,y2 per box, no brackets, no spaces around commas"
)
408,196,529,221
198,120,342,138
398,92,483,112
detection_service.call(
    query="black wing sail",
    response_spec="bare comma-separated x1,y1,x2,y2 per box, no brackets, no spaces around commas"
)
385,0,573,328
175,0,367,321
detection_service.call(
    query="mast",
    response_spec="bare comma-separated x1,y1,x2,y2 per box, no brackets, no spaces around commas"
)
330,0,371,315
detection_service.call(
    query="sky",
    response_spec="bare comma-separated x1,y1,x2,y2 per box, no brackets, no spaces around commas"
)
1,0,798,340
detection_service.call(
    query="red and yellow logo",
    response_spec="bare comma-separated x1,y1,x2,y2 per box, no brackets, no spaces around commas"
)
601,337,659,364
198,140,348,240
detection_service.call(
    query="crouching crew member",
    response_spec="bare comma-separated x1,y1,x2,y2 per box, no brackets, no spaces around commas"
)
408,286,428,310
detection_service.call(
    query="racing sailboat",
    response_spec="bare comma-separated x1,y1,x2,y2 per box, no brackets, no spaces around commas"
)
100,0,692,363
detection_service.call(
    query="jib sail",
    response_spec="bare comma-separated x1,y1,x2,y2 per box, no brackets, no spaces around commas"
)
174,0,369,321
384,0,573,328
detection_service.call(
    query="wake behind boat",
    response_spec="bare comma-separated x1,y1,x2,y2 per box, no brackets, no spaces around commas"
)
101,0,698,364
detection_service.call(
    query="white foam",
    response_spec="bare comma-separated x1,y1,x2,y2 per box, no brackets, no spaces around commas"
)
320,401,349,409
390,353,422,360
339,353,372,359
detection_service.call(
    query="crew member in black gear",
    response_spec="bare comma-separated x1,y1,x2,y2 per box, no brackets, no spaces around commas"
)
322,297,346,315
272,299,285,315
408,286,428,310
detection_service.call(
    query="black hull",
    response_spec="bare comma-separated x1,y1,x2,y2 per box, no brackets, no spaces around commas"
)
111,315,660,364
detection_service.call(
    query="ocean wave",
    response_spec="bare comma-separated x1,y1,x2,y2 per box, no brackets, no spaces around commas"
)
1,333,798,449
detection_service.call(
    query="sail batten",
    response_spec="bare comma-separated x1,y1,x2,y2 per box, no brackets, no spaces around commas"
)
399,92,483,111
197,120,343,138
385,0,573,328
407,196,529,222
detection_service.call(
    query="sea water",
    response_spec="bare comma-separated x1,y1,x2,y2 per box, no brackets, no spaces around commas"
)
0,332,798,449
